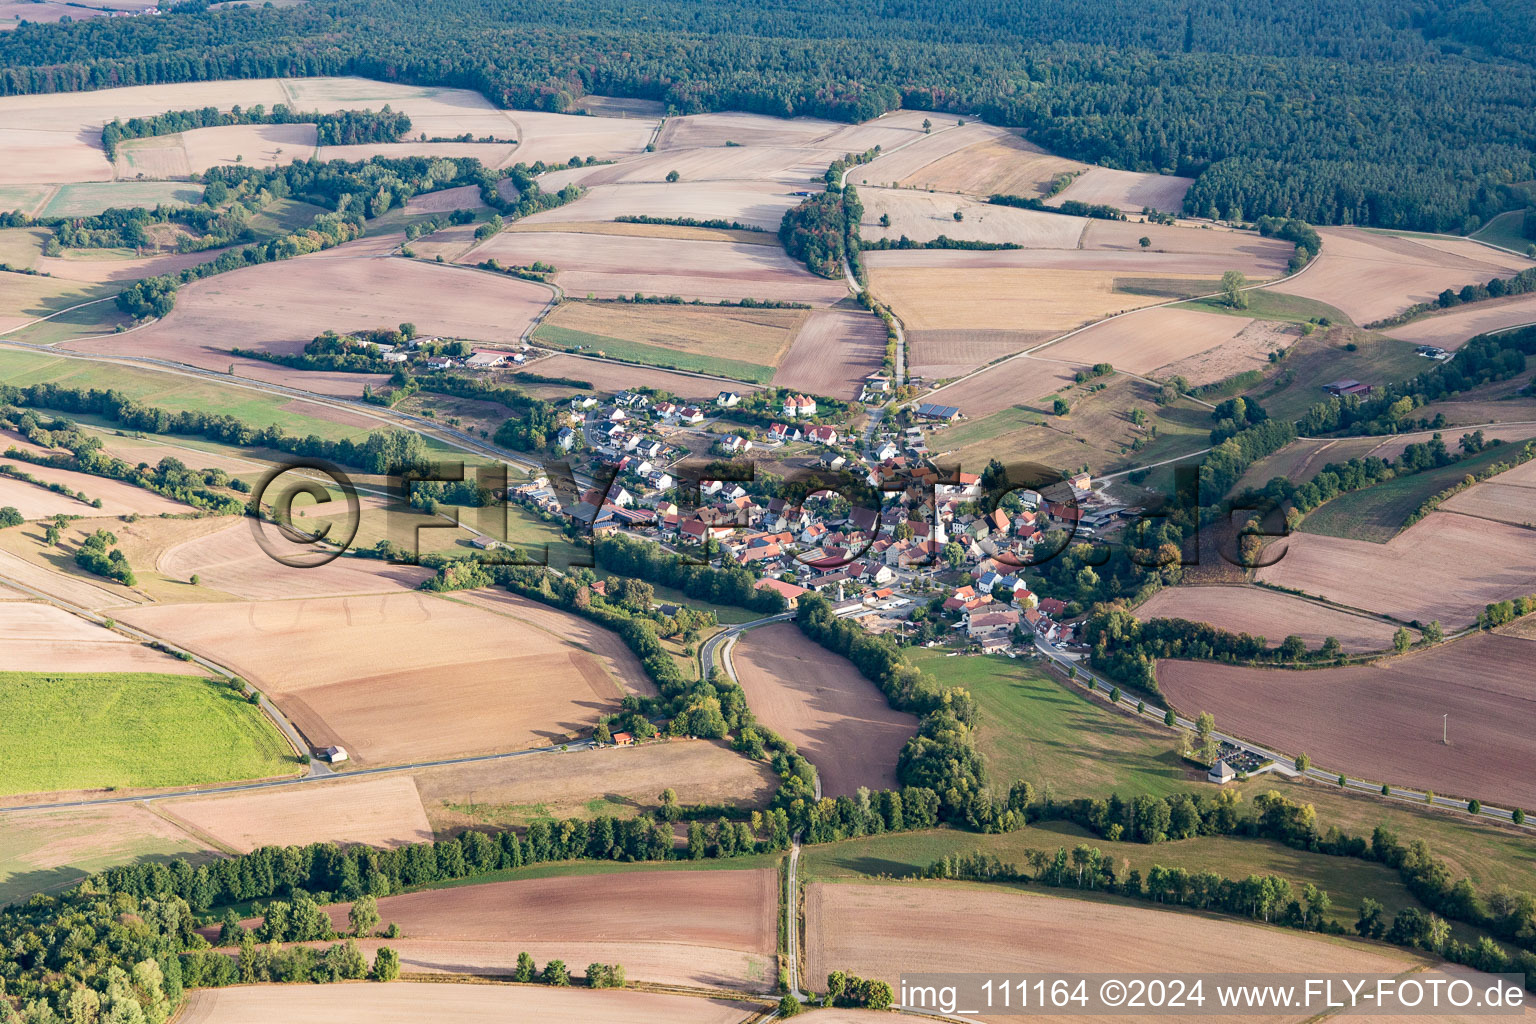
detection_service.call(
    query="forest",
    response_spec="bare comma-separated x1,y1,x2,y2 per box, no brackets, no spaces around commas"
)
2,0,1534,230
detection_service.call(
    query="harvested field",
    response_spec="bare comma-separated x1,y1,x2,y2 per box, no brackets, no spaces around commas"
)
847,124,1006,188
118,590,655,765
0,548,134,610
1136,586,1407,652
657,110,840,150
812,109,953,154
537,145,827,191
64,243,548,386
0,130,111,186
1441,456,1536,527
415,739,779,833
468,230,847,305
540,301,805,369
0,188,52,217
1154,320,1299,386
317,141,516,166
1272,228,1532,325
177,983,755,1024
806,881,1412,1024
0,79,291,134
161,774,433,853
1158,632,1536,807
0,471,102,520
520,179,799,231
1386,293,1536,350
0,803,213,907
1082,218,1295,277
34,246,234,284
877,132,1086,197
503,109,657,166
323,868,777,990
520,353,738,399
574,95,666,118
0,601,201,675
859,188,1086,247
732,623,918,796
772,309,887,400
117,123,317,177
1048,166,1195,215
157,522,429,600
1039,306,1262,377
869,266,1188,333
865,243,1279,278
0,457,188,517
508,219,775,246
0,273,118,332
925,354,1082,418
906,328,1057,379
1256,511,1536,627
401,183,487,214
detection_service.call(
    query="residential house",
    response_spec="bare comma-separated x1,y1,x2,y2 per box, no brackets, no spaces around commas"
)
755,577,807,608
782,394,817,418
716,391,742,407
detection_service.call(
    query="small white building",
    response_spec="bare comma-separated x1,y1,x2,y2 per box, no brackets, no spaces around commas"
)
321,745,349,764
1208,759,1235,785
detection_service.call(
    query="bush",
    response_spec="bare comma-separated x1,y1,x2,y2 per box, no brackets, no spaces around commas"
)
371,946,400,981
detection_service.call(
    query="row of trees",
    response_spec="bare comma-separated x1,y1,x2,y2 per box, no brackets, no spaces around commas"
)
594,533,787,615
100,102,409,159
988,193,1125,220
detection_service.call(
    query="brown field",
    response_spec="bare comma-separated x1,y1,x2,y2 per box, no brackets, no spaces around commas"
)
118,123,318,177
657,110,841,150
906,328,1057,379
414,738,779,833
811,109,955,155
925,353,1082,417
1386,292,1536,350
1158,632,1536,806
65,243,548,386
1037,306,1262,377
881,132,1087,197
1048,166,1195,215
177,984,755,1024
806,881,1413,1024
0,457,188,517
732,622,918,796
1154,320,1299,386
0,547,134,610
161,774,433,853
405,222,481,261
118,590,655,765
0,601,201,674
1083,218,1296,277
535,145,827,191
0,472,102,520
35,246,234,284
323,868,777,990
772,309,887,399
1272,228,1532,325
508,219,776,246
0,803,213,907
468,230,847,305
520,179,801,231
276,77,520,141
521,353,739,398
541,301,806,366
865,243,1281,278
1440,456,1536,527
157,522,428,600
1255,511,1536,627
503,109,658,166
401,184,487,214
0,129,112,186
846,124,1010,188
869,266,1194,333
859,188,1086,247
1136,585,1408,652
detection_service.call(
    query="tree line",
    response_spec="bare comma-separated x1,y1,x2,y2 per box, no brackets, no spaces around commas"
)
100,102,410,159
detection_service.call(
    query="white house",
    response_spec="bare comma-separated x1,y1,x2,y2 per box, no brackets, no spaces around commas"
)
782,394,817,418
716,391,742,407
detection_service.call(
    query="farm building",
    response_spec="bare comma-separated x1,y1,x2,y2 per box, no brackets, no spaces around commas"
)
915,402,961,421
1323,379,1374,397
755,577,809,608
465,350,508,368
321,745,349,764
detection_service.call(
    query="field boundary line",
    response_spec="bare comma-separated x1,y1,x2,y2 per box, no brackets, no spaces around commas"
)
138,800,243,856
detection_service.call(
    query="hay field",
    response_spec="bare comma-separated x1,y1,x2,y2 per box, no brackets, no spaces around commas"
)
0,669,296,796
321,868,777,990
772,308,887,399
0,272,118,332
119,591,655,765
806,882,1412,1024
1136,586,1407,652
905,328,1056,379
521,353,739,398
1386,292,1536,350
1037,306,1257,376
65,244,548,381
0,803,212,907
0,457,188,516
415,739,779,833
0,187,53,217
1154,320,1298,386
540,301,805,368
732,623,918,796
880,133,1087,197
161,774,433,853
0,601,202,675
1272,228,1532,325
1048,166,1195,214
469,230,847,305
178,984,755,1024
39,182,204,218
1083,218,1295,277
657,110,841,150
868,266,1191,332
859,188,1086,247
157,521,429,600
520,179,800,231
1255,511,1536,627
1440,456,1536,526
1158,632,1536,807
